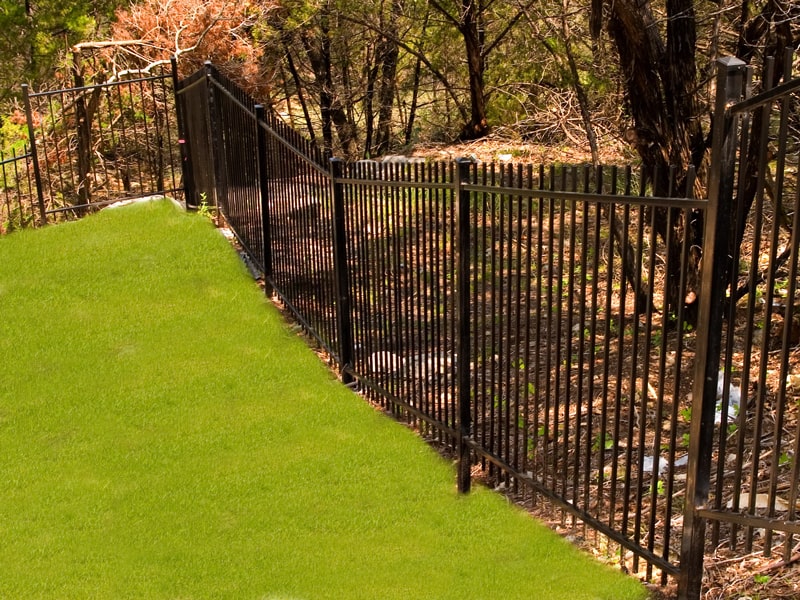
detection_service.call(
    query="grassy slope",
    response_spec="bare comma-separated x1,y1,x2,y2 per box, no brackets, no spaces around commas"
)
0,201,646,600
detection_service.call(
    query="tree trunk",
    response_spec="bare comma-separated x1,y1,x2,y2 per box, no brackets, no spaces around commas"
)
298,10,359,159
404,8,429,145
282,42,317,146
374,34,399,155
459,0,489,140
604,0,705,320
363,43,379,157
559,7,599,165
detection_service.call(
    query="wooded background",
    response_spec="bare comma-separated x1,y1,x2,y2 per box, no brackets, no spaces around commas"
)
3,0,797,166
2,0,797,321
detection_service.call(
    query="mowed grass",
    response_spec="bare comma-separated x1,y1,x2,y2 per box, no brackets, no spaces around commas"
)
0,201,646,600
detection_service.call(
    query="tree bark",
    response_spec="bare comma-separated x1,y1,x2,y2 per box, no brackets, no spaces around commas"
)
298,9,359,159
282,40,317,146
373,0,402,156
603,0,706,319
459,0,489,139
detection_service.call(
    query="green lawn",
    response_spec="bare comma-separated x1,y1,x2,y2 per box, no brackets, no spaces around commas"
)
0,200,647,599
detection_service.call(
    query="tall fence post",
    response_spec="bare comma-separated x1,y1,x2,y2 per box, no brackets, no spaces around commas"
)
455,158,473,494
255,104,273,293
330,158,354,384
204,61,225,209
21,84,46,226
172,57,197,209
678,56,746,600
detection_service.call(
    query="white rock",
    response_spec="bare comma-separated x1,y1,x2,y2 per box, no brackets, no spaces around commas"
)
642,453,688,475
368,351,402,374
715,371,742,424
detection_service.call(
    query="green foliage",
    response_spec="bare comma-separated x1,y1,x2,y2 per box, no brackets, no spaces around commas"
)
592,433,614,452
0,112,29,156
0,0,119,106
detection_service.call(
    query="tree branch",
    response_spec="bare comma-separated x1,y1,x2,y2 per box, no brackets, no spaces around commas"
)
426,0,462,30
337,12,470,123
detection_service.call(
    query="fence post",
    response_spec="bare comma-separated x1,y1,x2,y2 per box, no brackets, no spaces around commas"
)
171,57,197,209
678,56,746,600
255,104,273,293
22,84,46,226
330,158,354,384
455,158,473,494
204,61,225,209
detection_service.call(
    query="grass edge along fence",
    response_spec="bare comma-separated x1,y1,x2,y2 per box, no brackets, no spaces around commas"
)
0,200,648,600
178,55,800,599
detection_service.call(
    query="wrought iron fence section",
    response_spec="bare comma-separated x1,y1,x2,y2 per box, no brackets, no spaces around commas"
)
179,64,712,589
264,126,338,360
22,69,181,220
461,162,700,579
205,66,264,270
340,160,459,445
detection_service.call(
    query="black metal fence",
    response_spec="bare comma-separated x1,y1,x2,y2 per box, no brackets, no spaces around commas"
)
679,51,800,594
0,147,37,233
177,63,340,358
177,53,800,599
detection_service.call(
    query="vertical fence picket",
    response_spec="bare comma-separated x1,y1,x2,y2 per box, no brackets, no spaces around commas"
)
255,105,273,290
456,157,473,494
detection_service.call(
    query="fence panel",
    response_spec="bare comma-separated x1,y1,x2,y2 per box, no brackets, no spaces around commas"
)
463,163,703,579
262,113,339,361
342,160,459,445
206,67,265,269
24,69,181,221
179,57,799,598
